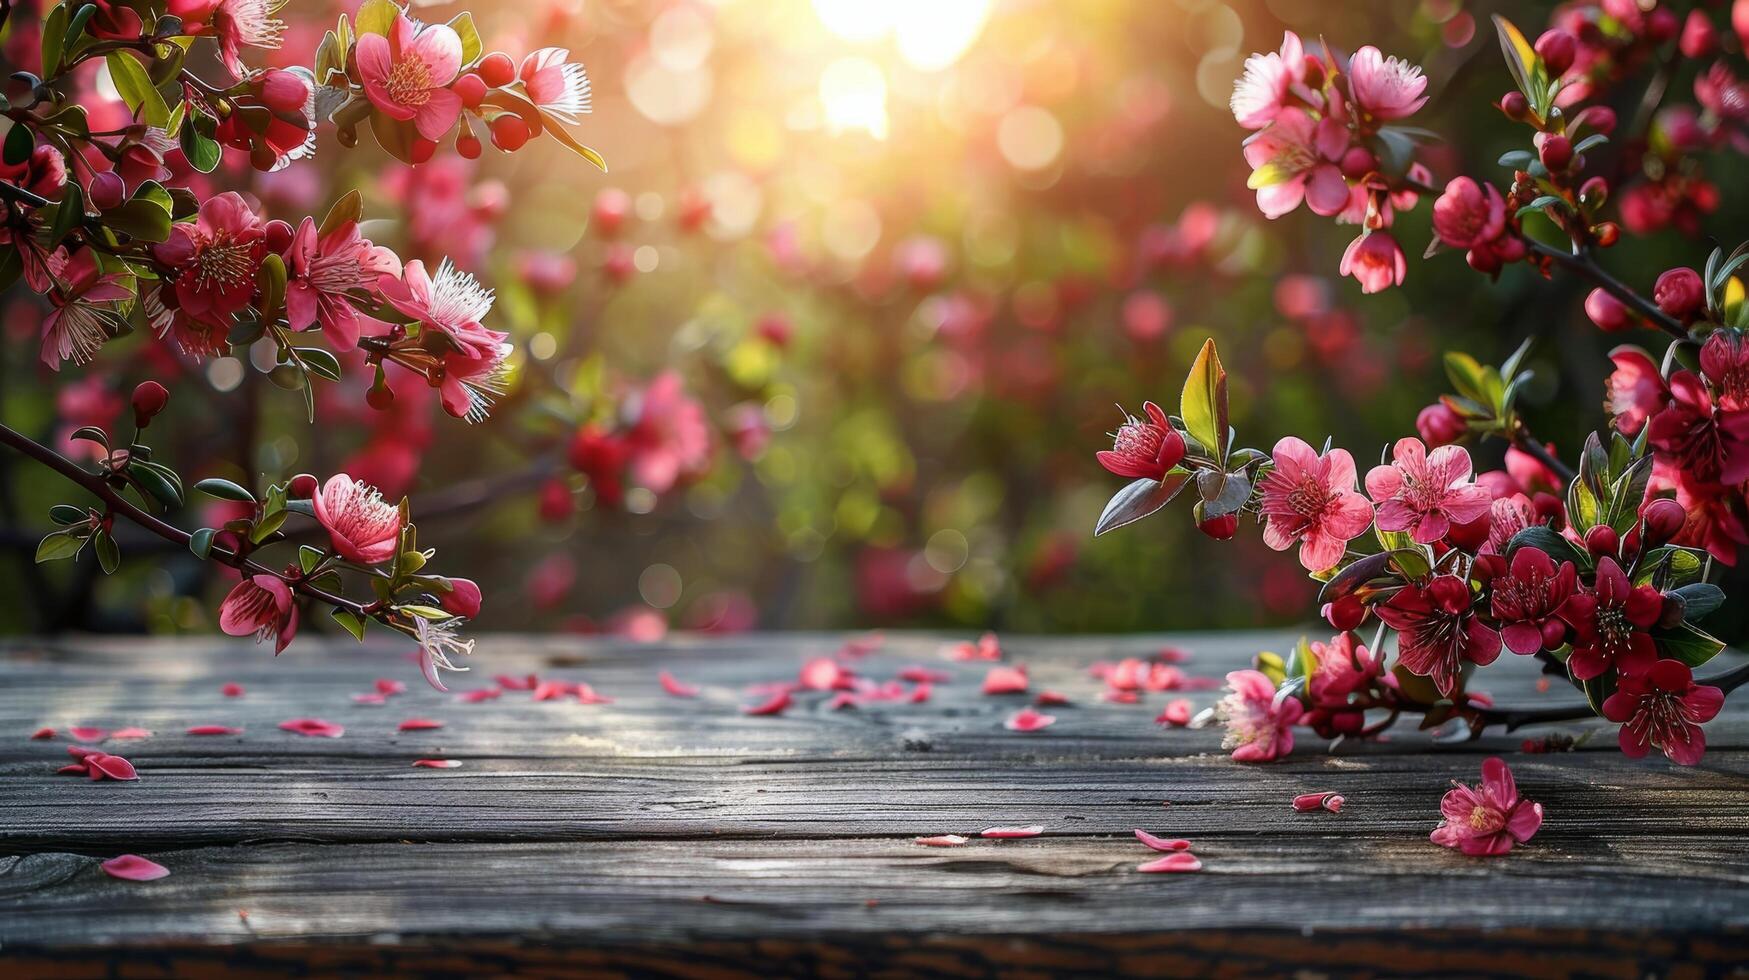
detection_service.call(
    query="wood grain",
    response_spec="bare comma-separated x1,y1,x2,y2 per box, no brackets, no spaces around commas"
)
0,631,1745,976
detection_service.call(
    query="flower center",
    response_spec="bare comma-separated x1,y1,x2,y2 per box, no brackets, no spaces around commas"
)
1399,473,1446,512
385,59,434,106
1467,804,1503,833
1595,603,1634,657
1114,422,1163,462
192,234,256,292
1287,476,1332,520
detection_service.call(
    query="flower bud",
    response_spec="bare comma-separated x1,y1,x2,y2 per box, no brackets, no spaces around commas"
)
439,577,483,619
256,68,311,114
409,138,437,165
592,188,631,239
479,52,517,87
131,381,169,428
538,478,575,522
1584,288,1631,332
1323,595,1367,632
264,218,294,255
1653,267,1704,321
1492,235,1526,263
1416,402,1466,447
1338,146,1376,181
1572,105,1616,135
1499,91,1530,120
1195,508,1237,540
366,377,395,410
287,473,318,498
88,170,126,210
1534,30,1576,76
489,115,529,151
1681,10,1718,58
456,132,481,159
453,73,487,109
1592,222,1620,247
1647,6,1678,43
1541,618,1568,650
1640,497,1686,547
1584,524,1619,558
1538,134,1573,171
1578,176,1608,210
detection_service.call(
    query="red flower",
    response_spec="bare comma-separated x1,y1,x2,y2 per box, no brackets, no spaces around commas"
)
625,372,714,494
1605,346,1669,437
1097,401,1185,481
1700,329,1749,412
1374,575,1501,697
152,192,265,326
1646,370,1749,486
1602,659,1724,765
217,574,298,654
1430,758,1543,856
284,216,401,351
1258,436,1375,572
1556,557,1662,681
1488,547,1577,655
1431,177,1507,250
1366,438,1492,545
1303,631,1384,737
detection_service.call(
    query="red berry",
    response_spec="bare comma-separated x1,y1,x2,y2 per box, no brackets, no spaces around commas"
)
490,115,529,151
477,52,516,87
456,132,482,159
452,72,487,109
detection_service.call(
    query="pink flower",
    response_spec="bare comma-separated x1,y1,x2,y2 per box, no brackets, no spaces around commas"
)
167,0,284,78
152,191,265,325
217,574,298,654
1432,177,1507,249
1230,31,1313,129
1556,557,1661,681
40,248,132,370
1215,668,1301,762
354,10,464,140
312,473,401,565
1605,346,1670,436
625,371,714,494
1658,463,1749,566
1601,659,1725,765
1347,45,1428,120
1374,575,1501,697
1366,438,1491,544
520,48,592,123
1647,371,1749,486
1258,436,1374,571
1430,758,1543,856
1488,547,1578,655
378,259,501,357
1482,494,1538,558
1303,631,1383,737
284,217,402,351
1243,109,1351,218
1338,230,1406,294
1701,330,1749,411
1098,401,1187,481
435,338,513,422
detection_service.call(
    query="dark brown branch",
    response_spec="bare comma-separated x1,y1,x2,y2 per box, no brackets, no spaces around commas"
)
1524,238,1690,341
1507,424,1577,486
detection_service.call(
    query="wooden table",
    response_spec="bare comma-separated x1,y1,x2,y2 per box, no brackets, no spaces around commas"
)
1,631,1746,977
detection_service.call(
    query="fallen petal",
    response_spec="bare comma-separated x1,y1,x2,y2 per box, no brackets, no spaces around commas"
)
531,680,573,701
898,665,952,684
1004,707,1056,732
221,683,245,697
412,759,463,768
658,670,700,698
186,725,243,736
1321,794,1345,813
110,728,153,740
56,763,88,776
1035,690,1071,706
279,718,344,738
913,834,969,847
980,826,1044,839
1134,829,1191,852
398,718,445,731
86,753,138,781
30,727,54,740
100,854,169,881
495,673,539,691
828,692,859,710
1155,699,1193,727
375,678,408,696
909,682,932,704
69,726,108,742
1292,792,1340,812
574,683,615,705
66,744,102,758
457,687,502,703
1138,852,1203,873
351,693,388,705
1101,688,1140,704
743,690,793,716
982,665,1029,695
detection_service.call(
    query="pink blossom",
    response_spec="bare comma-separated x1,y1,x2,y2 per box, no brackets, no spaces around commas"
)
625,371,714,494
354,10,464,140
1347,45,1428,120
1214,668,1300,762
1601,659,1724,765
1647,371,1749,486
100,854,170,881
378,259,499,357
1430,758,1543,856
1365,438,1491,544
1488,547,1578,656
1431,178,1507,249
1701,330,1749,411
217,574,298,654
40,248,131,370
434,338,513,422
312,473,401,565
1098,401,1187,481
152,191,265,325
1243,108,1351,218
1338,230,1406,293
1374,575,1501,697
1258,436,1374,571
1605,346,1670,437
1230,31,1313,129
167,0,283,78
520,48,592,123
1303,631,1383,737
284,216,401,351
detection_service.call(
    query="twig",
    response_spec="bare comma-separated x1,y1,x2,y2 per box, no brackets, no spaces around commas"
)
1507,424,1577,486
1523,238,1690,341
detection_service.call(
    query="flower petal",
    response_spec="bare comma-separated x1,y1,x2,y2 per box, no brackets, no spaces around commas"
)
1138,852,1203,873
412,759,463,769
100,854,169,881
1134,829,1191,852
913,834,969,847
979,825,1044,838
398,718,444,731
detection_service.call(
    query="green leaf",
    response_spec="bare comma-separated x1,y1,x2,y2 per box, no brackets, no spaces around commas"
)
367,106,418,164
1672,583,1725,622
194,477,255,502
93,529,120,575
1505,525,1588,568
69,425,109,449
354,0,399,37
1492,15,1541,108
1497,149,1535,169
295,347,343,383
41,2,68,75
448,11,483,65
130,461,183,509
256,252,286,322
1093,472,1191,536
298,545,325,574
331,606,368,641
318,189,363,238
1579,668,1615,716
179,111,222,173
250,509,288,544
1179,339,1227,464
35,529,86,563
537,110,608,172
4,123,34,166
104,197,174,242
1195,468,1251,520
48,504,87,526
106,51,170,127
44,183,84,247
188,526,217,559
1652,623,1725,668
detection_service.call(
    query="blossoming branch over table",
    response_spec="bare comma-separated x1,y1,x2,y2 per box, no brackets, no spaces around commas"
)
1,631,1746,974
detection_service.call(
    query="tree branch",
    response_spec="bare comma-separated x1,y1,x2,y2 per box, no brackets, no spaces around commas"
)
1524,238,1690,341
1507,423,1577,486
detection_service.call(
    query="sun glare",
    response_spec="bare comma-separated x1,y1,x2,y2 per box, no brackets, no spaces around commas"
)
818,56,889,139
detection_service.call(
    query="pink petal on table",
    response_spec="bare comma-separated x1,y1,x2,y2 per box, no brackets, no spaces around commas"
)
1181,677,1222,691
799,657,852,691
1134,829,1191,852
100,854,169,881
221,683,245,697
1035,690,1071,706
840,632,885,657
743,690,793,716
412,759,463,768
982,665,1028,695
111,727,152,740
1138,852,1203,873
909,682,932,704
898,666,951,684
980,826,1044,839
496,673,539,691
1102,688,1139,704
1321,794,1345,813
1292,792,1339,812
67,744,102,758
279,718,344,738
57,763,88,776
913,834,969,847
1157,645,1191,663
351,693,388,705
828,692,859,710
531,680,573,701
375,678,407,696
457,687,502,703
574,683,614,705
658,671,700,698
186,725,242,736
69,726,108,742
30,727,55,740
398,718,444,731
1155,699,1192,727
86,753,138,781
1004,707,1056,732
